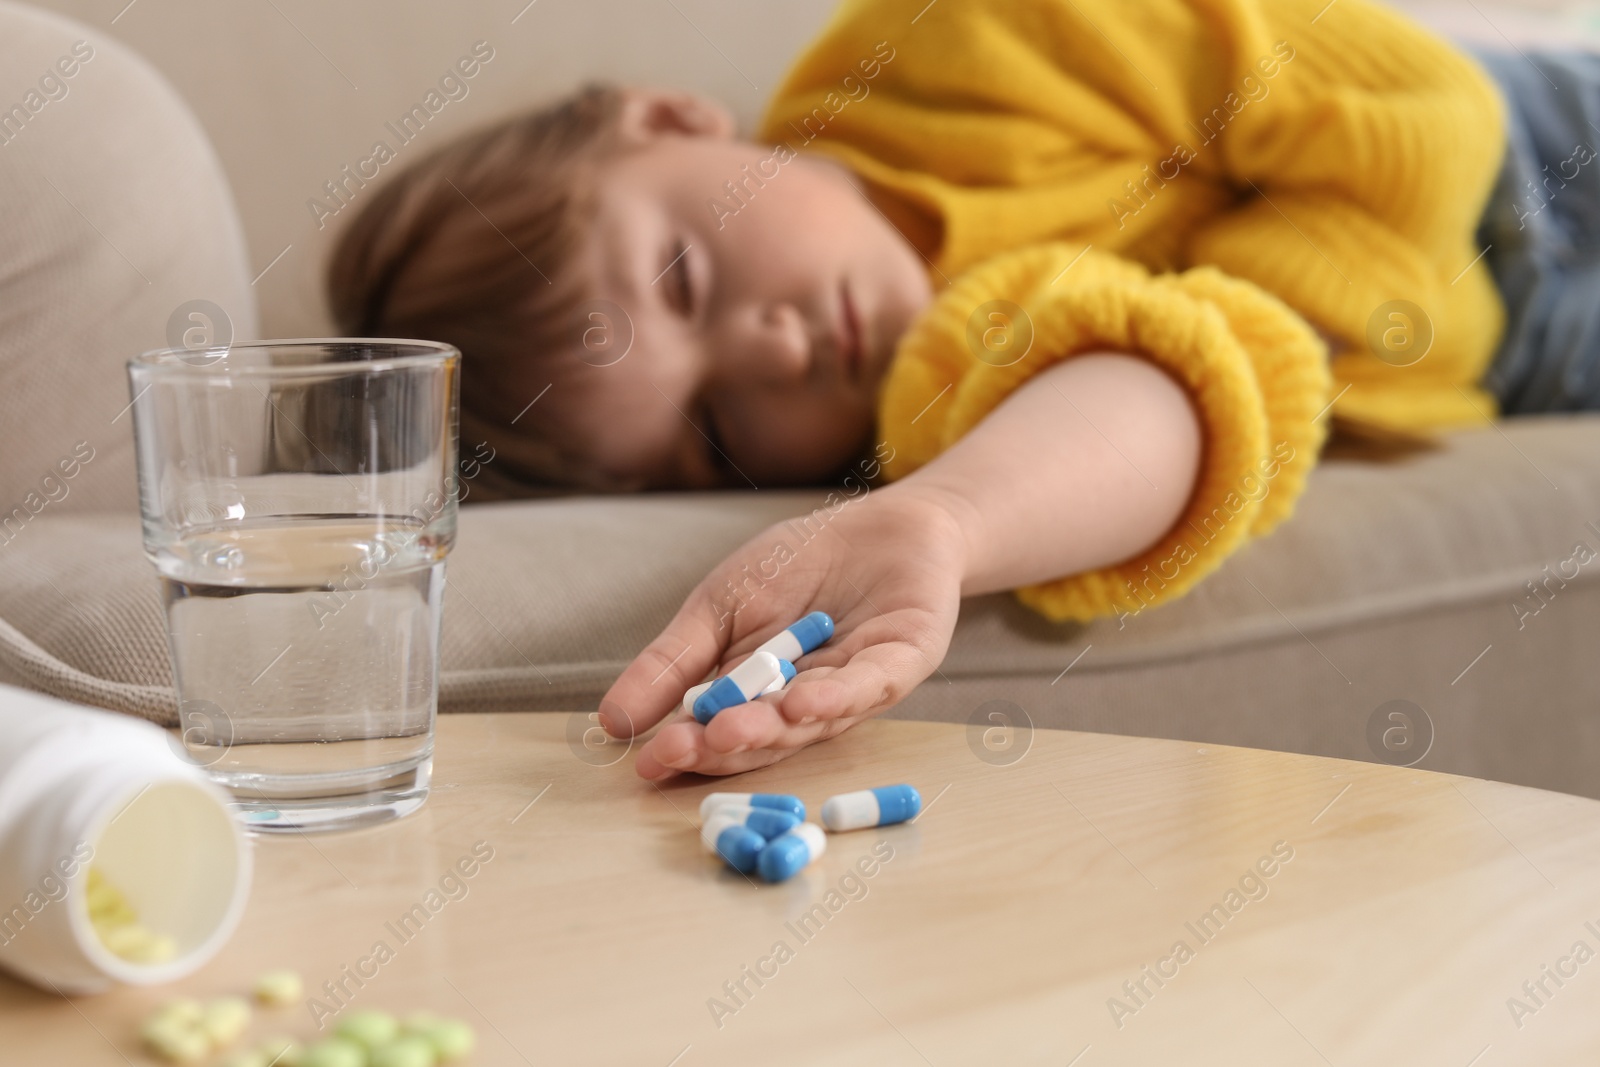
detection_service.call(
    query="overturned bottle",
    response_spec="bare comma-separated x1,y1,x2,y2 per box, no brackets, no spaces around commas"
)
0,684,252,993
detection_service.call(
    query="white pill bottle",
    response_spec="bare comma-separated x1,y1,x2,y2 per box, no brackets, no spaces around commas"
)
0,684,251,993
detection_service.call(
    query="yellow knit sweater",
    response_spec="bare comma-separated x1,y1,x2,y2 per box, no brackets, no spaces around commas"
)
759,0,1506,622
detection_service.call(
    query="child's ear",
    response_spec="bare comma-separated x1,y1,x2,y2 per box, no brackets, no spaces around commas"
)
616,88,735,143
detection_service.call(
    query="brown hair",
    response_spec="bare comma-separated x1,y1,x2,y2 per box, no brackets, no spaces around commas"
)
326,84,634,498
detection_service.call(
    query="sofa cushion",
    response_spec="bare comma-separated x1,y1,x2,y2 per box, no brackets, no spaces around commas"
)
3,415,1599,795
0,0,257,517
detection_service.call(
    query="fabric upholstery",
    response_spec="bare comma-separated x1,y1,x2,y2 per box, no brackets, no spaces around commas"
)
1,0,1598,806
0,1,257,517
3,416,1598,796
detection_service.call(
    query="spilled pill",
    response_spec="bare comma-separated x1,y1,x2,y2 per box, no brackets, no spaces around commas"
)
692,651,789,724
150,998,205,1028
703,803,801,842
698,792,806,822
701,813,767,874
337,1009,400,1048
370,1035,438,1067
255,1036,305,1065
821,785,922,831
757,823,828,883
401,1011,442,1032
302,1037,366,1067
140,996,257,1064
139,990,472,1067
141,1016,210,1064
753,611,835,662
217,1051,271,1067
417,1017,475,1061
253,968,303,1006
200,997,252,1047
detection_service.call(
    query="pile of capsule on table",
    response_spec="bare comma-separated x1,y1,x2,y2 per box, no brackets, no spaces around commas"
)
700,785,922,881
685,611,922,882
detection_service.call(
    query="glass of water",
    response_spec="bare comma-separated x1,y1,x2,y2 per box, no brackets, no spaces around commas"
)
127,339,460,833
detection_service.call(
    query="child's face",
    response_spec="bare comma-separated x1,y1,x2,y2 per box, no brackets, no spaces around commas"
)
544,96,932,488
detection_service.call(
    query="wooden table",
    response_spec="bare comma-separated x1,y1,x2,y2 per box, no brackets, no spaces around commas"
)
5,713,1600,1065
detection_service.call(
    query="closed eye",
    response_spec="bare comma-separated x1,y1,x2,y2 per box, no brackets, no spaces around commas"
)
700,406,732,473
664,240,694,316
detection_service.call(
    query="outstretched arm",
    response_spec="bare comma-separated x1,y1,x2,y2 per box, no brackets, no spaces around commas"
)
600,352,1201,779
895,352,1201,598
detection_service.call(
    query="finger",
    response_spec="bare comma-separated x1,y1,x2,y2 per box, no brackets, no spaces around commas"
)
634,718,801,781
774,609,949,724
638,694,887,780
599,586,730,738
778,640,937,725
638,708,879,780
700,697,796,754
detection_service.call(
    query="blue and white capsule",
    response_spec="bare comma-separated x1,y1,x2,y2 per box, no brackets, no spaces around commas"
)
698,792,806,822
820,785,922,831
682,666,792,716
756,823,828,883
764,664,796,693
753,612,835,663
702,803,801,842
700,813,767,874
681,680,713,715
692,652,795,724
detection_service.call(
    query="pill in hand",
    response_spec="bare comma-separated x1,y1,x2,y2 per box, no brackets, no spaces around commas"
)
753,611,835,662
758,662,795,695
681,681,712,715
692,651,790,723
821,785,922,831
698,792,806,822
757,823,828,883
682,665,789,716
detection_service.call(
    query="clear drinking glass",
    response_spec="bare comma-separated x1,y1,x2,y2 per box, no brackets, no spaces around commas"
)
127,339,460,833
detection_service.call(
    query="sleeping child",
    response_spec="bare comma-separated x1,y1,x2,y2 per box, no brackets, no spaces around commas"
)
327,0,1592,779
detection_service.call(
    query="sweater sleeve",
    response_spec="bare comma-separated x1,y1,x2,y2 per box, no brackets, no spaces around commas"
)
878,243,1331,623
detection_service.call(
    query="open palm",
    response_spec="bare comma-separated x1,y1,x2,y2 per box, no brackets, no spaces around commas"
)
598,491,967,779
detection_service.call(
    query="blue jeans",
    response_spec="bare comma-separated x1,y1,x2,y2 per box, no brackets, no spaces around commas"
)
1474,49,1600,413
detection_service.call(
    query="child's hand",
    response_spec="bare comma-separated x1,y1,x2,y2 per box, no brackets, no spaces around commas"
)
598,488,969,780
600,352,1209,781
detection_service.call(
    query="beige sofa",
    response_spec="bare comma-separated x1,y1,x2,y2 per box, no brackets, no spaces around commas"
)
3,0,1599,798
